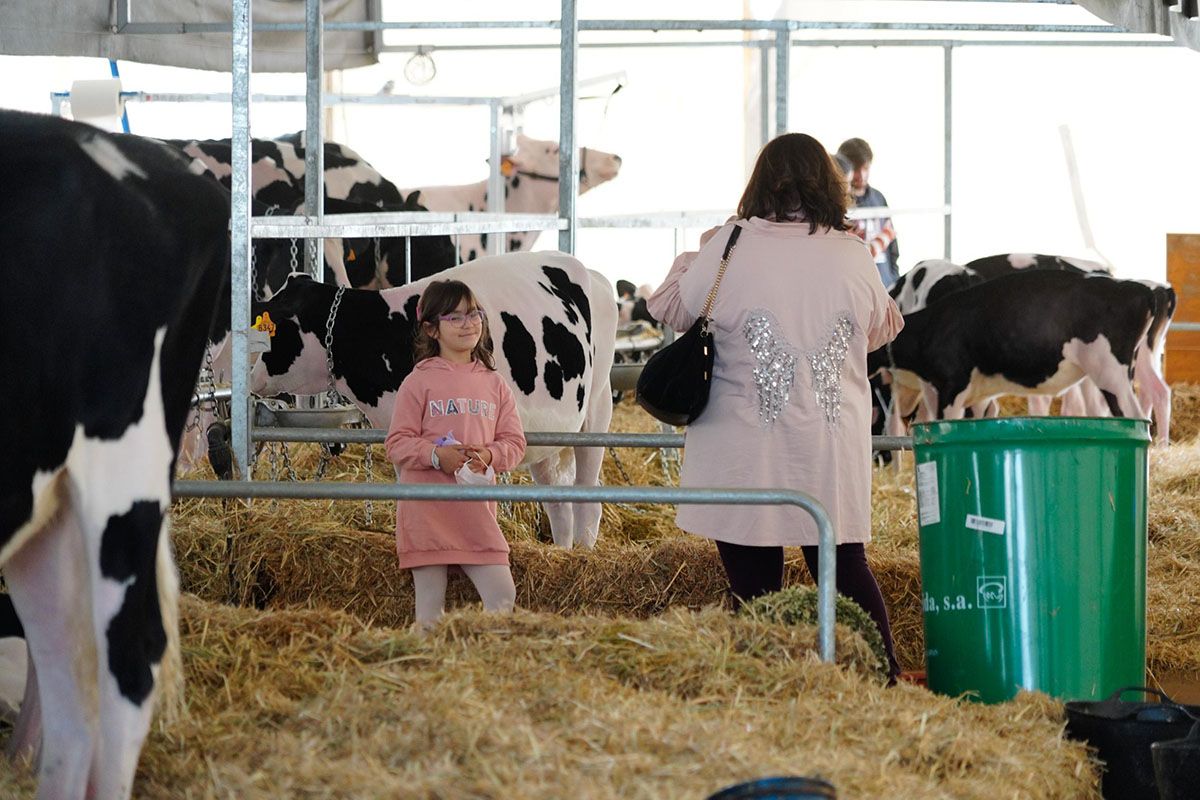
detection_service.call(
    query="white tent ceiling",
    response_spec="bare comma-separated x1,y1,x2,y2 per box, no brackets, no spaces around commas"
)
0,0,378,72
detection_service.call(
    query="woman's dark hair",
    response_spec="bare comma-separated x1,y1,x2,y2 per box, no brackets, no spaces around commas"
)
737,133,851,234
412,279,496,369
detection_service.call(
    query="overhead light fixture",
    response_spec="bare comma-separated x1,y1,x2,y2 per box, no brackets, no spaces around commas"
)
404,47,437,86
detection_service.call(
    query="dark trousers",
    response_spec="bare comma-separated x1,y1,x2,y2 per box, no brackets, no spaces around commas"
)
715,540,901,680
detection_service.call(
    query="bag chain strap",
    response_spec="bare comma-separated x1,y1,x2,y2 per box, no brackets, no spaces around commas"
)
700,225,741,334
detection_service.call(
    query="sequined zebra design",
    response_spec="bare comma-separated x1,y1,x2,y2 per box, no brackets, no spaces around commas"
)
809,316,854,425
743,310,797,426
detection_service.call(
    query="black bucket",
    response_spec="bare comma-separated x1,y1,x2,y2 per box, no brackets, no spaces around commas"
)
1064,686,1200,799
1152,721,1200,800
706,776,836,800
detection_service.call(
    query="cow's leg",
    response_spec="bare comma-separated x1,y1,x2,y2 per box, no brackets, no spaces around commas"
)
529,451,577,548
571,382,615,549
5,487,97,800
6,651,41,765
1068,342,1146,420
1135,346,1171,445
1027,395,1052,416
1059,383,1087,417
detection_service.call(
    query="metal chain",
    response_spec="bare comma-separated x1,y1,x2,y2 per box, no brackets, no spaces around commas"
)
186,346,218,434
363,441,374,526
324,286,347,404
266,442,280,511
313,444,332,480
374,236,383,285
608,446,633,485
279,441,300,482
289,238,299,272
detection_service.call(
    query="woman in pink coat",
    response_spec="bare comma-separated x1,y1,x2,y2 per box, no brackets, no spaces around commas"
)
647,132,904,678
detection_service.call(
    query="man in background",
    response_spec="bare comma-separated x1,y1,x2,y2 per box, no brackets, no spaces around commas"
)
838,137,900,286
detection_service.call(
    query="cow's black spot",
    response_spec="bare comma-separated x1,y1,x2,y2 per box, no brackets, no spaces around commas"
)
542,317,586,384
505,185,510,199
577,384,585,412
481,232,488,249
539,265,593,341
501,312,538,395
510,238,522,251
468,249,477,261
544,361,564,399
910,266,927,290
511,175,521,189
100,501,168,705
468,203,474,211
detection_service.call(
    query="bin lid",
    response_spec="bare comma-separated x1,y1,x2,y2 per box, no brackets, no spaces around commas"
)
912,416,1150,446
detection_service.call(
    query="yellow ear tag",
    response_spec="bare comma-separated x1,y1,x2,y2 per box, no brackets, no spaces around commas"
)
347,247,357,262
253,312,277,337
500,156,515,177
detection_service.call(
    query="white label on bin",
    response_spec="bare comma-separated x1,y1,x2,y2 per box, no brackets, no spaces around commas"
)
965,514,1006,536
916,461,940,526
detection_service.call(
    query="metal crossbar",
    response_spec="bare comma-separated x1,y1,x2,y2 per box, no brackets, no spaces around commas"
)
172,479,840,663
248,427,915,452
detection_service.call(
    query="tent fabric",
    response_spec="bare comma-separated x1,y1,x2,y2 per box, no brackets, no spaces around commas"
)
0,0,378,72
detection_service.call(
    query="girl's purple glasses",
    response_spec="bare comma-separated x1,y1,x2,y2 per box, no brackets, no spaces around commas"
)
438,309,486,326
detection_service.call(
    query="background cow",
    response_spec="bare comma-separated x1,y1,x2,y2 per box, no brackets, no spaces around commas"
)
869,270,1158,423
1,111,229,799
406,133,622,263
249,254,618,549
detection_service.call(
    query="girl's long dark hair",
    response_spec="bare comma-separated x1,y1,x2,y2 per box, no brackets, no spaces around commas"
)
412,279,496,369
737,133,852,234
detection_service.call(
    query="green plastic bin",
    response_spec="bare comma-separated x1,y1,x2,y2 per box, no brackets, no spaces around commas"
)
911,417,1149,704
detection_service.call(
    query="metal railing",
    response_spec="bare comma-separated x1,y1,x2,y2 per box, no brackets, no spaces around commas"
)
172,479,841,663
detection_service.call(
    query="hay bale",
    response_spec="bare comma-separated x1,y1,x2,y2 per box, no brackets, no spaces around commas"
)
747,586,889,680
172,395,1200,679
1169,383,1200,443
0,596,1098,798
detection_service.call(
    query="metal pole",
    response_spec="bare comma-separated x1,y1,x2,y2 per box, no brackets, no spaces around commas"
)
759,42,770,150
172,480,841,662
404,236,412,284
304,0,325,280
230,0,253,476
488,100,504,256
774,28,790,136
558,0,579,254
943,44,953,260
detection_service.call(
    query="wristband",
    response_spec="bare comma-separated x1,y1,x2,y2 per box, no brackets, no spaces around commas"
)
430,447,441,471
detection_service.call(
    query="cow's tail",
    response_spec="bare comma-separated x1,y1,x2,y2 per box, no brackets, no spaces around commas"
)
154,516,184,726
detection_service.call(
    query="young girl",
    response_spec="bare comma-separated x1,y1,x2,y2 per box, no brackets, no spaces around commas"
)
385,279,526,629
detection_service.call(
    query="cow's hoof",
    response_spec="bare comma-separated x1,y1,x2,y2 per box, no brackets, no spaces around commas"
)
207,422,234,480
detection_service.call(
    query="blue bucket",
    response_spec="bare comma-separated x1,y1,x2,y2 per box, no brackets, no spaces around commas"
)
706,776,836,799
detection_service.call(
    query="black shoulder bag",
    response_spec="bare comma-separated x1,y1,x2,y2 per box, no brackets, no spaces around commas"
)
635,224,741,426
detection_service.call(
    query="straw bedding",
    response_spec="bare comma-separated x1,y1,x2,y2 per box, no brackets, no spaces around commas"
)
172,389,1200,681
0,597,1097,798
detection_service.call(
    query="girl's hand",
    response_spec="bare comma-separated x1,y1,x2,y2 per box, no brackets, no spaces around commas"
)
434,445,470,475
464,447,492,473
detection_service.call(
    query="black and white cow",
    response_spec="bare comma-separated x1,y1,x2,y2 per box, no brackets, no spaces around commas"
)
405,133,622,263
1,111,229,798
171,135,457,291
249,254,618,548
880,255,1174,443
868,270,1160,422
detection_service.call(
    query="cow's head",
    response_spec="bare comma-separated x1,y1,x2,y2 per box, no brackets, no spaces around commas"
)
249,273,335,397
503,133,622,193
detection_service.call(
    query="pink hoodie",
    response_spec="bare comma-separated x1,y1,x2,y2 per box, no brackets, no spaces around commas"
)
385,356,526,568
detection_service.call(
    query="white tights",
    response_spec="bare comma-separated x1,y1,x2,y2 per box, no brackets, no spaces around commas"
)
411,564,517,630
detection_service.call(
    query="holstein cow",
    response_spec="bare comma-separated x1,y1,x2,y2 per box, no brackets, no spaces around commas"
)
171,135,457,289
868,270,1160,423
406,133,622,263
2,111,229,798
902,254,1174,442
250,254,618,548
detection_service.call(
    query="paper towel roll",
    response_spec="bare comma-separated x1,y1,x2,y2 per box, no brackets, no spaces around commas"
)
70,79,123,121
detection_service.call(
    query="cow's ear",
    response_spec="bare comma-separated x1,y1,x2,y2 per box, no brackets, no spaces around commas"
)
404,190,423,210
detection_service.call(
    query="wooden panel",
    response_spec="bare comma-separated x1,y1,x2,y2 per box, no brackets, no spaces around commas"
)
1166,234,1200,384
